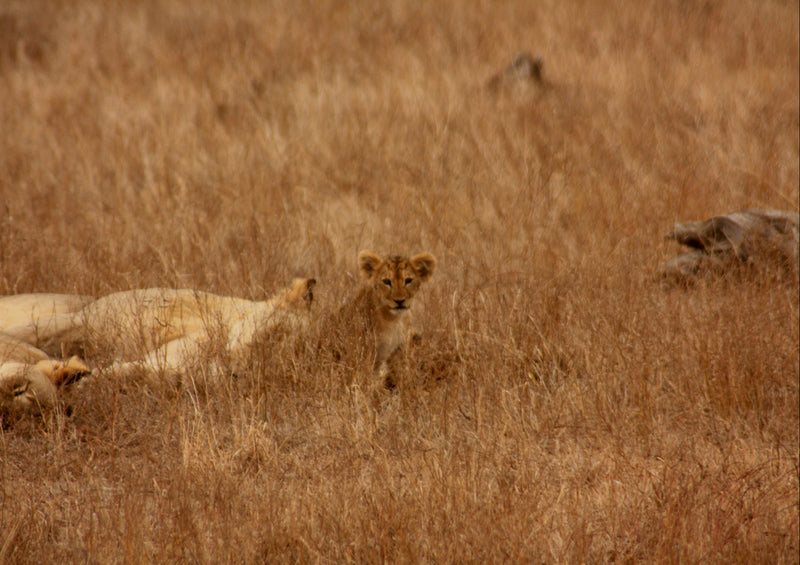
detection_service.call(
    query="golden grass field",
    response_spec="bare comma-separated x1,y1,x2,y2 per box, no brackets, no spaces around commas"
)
1,0,798,562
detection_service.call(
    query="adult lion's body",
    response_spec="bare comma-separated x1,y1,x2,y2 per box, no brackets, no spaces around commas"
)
326,251,436,388
0,293,94,333
2,279,315,383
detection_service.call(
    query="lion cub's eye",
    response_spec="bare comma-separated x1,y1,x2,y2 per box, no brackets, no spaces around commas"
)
404,278,413,285
382,278,392,287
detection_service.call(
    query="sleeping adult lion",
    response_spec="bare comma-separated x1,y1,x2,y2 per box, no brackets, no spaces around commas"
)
4,278,315,384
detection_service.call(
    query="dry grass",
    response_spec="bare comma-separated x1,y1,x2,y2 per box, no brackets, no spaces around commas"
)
1,0,798,562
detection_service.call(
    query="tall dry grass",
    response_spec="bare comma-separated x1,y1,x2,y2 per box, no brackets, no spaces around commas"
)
1,0,798,562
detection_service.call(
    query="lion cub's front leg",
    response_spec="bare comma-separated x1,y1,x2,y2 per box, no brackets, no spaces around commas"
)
376,341,409,390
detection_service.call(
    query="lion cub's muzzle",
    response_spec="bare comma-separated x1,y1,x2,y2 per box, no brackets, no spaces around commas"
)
388,298,409,315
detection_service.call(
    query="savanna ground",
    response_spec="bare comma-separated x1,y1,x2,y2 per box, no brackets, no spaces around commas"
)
1,0,798,562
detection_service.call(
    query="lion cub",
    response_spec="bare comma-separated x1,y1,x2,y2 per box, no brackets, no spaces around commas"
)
329,250,436,388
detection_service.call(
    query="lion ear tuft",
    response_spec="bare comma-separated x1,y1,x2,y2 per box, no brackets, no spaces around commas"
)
410,253,436,282
358,251,382,279
291,277,316,293
303,278,316,304
279,278,317,308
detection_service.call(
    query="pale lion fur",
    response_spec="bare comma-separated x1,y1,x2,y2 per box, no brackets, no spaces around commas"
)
0,333,90,418
5,278,315,384
0,293,94,341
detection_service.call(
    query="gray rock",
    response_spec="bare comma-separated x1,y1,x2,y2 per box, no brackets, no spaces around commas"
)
661,209,799,284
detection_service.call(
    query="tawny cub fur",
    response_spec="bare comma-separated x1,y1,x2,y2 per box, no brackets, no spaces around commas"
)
329,250,436,389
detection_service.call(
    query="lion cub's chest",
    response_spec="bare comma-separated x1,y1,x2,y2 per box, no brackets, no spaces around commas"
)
373,308,411,368
340,288,412,369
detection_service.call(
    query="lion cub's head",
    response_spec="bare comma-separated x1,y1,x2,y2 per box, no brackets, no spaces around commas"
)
358,251,436,317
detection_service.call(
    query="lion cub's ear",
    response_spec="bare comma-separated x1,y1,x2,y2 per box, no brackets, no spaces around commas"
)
410,253,437,282
358,250,383,280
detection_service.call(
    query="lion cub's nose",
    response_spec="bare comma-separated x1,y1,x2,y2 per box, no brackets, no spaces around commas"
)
393,299,406,308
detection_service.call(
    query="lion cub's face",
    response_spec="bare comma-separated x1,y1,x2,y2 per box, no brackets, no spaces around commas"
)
358,251,436,317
